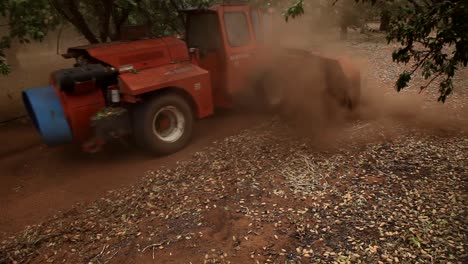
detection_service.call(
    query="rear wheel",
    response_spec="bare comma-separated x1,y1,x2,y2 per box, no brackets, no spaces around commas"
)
264,85,284,108
256,72,285,112
132,94,194,155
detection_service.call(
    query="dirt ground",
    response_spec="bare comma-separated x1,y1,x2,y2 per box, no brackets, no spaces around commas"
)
0,34,467,264
0,110,266,239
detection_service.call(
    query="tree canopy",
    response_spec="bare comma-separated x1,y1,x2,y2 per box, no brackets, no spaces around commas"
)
1,0,467,102
0,0,59,74
0,0,217,74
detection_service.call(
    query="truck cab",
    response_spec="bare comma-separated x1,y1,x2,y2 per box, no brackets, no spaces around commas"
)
183,4,271,107
22,2,360,156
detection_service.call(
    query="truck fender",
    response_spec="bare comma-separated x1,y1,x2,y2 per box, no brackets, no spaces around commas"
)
118,63,214,119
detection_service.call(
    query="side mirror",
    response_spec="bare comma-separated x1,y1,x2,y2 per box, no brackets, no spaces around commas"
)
190,46,208,57
189,47,201,62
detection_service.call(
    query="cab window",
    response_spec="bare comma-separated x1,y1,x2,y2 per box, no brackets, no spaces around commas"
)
250,10,262,41
224,12,251,47
186,13,221,51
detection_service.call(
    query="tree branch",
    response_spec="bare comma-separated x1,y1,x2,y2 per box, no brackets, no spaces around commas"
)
50,0,99,43
111,4,131,40
407,51,432,76
56,23,64,54
99,0,113,42
419,71,442,93
168,0,186,26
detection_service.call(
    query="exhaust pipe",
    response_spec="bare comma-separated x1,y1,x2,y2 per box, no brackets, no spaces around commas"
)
22,86,73,146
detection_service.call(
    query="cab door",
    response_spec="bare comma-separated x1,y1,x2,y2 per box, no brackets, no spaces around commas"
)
218,5,257,96
185,11,228,108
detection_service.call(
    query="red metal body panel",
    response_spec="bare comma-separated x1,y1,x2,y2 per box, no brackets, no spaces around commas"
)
118,62,213,118
72,37,189,72
58,88,106,142
162,38,190,63
197,50,231,108
184,5,257,108
216,5,257,96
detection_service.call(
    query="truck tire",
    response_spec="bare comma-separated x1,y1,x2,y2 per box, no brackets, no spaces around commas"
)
263,85,284,109
132,94,194,155
255,71,284,112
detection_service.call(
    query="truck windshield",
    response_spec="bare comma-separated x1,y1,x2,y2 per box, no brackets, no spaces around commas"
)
186,13,221,51
224,11,251,47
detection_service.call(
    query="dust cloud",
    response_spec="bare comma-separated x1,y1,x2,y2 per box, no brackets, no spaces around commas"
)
357,77,468,135
234,8,467,148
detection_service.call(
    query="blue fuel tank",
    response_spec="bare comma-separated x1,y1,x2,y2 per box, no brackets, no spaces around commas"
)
22,86,73,146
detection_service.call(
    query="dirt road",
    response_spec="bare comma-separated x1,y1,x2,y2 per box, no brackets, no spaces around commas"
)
0,109,265,239
1,117,465,264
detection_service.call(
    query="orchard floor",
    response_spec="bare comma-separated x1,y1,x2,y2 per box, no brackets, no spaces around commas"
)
0,34,467,263
0,110,266,239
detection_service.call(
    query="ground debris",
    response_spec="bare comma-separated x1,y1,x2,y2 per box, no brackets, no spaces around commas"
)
1,36,467,264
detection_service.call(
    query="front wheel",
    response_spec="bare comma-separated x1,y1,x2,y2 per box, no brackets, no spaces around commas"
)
132,94,194,155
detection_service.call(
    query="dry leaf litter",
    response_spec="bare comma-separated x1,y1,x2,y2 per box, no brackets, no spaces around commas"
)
0,35,467,264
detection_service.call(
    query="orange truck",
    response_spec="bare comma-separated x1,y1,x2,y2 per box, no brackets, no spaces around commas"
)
22,2,360,155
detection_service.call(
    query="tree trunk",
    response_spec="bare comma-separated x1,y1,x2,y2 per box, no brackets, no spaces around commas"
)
380,10,391,31
111,5,131,40
56,23,64,55
99,0,113,42
50,0,99,44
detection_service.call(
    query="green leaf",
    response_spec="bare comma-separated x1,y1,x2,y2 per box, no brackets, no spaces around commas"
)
283,0,304,22
410,236,421,248
0,61,11,75
396,71,412,91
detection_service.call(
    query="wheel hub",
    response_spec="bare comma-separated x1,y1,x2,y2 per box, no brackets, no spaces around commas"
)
152,106,185,143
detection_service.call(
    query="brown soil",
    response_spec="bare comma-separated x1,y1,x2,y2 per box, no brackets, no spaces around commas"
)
1,27,467,264
0,109,265,240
